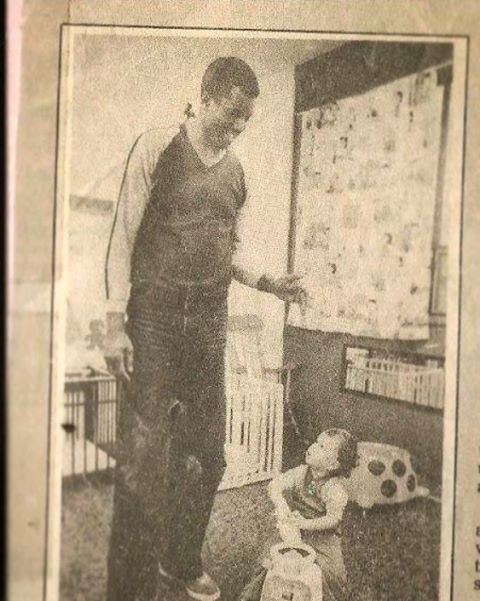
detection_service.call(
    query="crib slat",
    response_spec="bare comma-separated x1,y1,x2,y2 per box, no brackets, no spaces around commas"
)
258,380,269,474
272,382,284,474
266,388,274,473
250,382,262,471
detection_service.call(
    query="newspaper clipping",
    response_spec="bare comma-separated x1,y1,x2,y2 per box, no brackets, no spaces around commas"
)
7,2,480,601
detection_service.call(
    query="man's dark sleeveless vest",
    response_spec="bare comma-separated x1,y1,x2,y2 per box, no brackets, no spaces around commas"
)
131,124,246,290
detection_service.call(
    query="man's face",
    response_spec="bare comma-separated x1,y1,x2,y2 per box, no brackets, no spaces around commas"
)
201,85,255,150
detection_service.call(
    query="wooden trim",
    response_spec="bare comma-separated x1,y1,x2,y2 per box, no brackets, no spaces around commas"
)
428,66,452,318
431,65,452,248
287,114,303,275
295,41,453,112
342,388,444,415
341,342,445,365
284,112,304,331
430,246,449,317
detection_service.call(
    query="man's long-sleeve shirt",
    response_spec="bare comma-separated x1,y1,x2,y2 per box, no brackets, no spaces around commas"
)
105,124,261,313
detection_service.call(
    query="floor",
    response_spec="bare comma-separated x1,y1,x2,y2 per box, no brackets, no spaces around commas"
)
60,477,440,601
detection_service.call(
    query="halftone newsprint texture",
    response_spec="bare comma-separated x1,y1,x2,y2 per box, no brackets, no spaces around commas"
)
7,2,480,601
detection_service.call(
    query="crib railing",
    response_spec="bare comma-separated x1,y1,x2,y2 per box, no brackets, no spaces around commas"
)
221,374,284,490
63,375,118,477
62,372,284,487
345,357,444,409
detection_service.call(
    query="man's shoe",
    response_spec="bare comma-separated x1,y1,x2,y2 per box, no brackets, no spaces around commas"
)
185,573,221,601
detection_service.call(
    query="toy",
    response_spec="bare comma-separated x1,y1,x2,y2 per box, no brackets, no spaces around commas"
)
260,543,323,601
345,442,429,508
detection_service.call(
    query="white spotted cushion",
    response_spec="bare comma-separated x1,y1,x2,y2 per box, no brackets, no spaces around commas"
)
344,442,429,508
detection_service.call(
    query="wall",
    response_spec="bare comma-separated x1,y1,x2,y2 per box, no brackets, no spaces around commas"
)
65,197,114,372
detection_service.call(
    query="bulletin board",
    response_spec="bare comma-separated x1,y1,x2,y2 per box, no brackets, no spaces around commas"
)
288,69,444,340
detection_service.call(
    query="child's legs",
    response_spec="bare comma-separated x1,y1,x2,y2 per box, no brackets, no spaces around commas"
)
238,531,282,601
304,532,350,601
238,568,268,601
240,532,349,601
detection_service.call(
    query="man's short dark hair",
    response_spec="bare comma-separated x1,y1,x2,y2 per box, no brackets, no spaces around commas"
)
201,57,260,101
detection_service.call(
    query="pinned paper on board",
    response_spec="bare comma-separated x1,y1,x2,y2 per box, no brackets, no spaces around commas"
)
289,69,443,339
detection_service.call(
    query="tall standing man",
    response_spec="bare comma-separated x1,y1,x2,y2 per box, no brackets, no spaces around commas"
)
105,57,306,601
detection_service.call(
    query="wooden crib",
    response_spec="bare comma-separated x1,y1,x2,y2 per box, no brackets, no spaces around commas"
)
220,315,287,490
63,314,290,490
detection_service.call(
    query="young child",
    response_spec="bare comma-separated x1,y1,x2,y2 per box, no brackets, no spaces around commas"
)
240,428,358,601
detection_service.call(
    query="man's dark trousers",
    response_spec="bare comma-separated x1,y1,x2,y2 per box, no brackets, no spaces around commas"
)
106,283,229,601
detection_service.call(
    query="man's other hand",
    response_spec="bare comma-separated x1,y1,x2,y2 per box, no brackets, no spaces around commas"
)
104,312,133,382
261,274,308,306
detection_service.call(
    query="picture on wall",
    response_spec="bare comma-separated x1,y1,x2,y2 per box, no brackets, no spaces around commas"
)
289,68,445,340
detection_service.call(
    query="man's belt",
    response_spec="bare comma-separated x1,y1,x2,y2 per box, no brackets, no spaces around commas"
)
129,280,229,313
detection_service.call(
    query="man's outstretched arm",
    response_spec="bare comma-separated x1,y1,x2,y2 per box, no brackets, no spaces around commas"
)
232,264,307,304
231,176,307,305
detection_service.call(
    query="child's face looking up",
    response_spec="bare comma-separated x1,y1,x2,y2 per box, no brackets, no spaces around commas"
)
305,432,342,472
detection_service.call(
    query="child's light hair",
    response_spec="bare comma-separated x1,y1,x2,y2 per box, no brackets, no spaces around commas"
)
322,428,358,478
